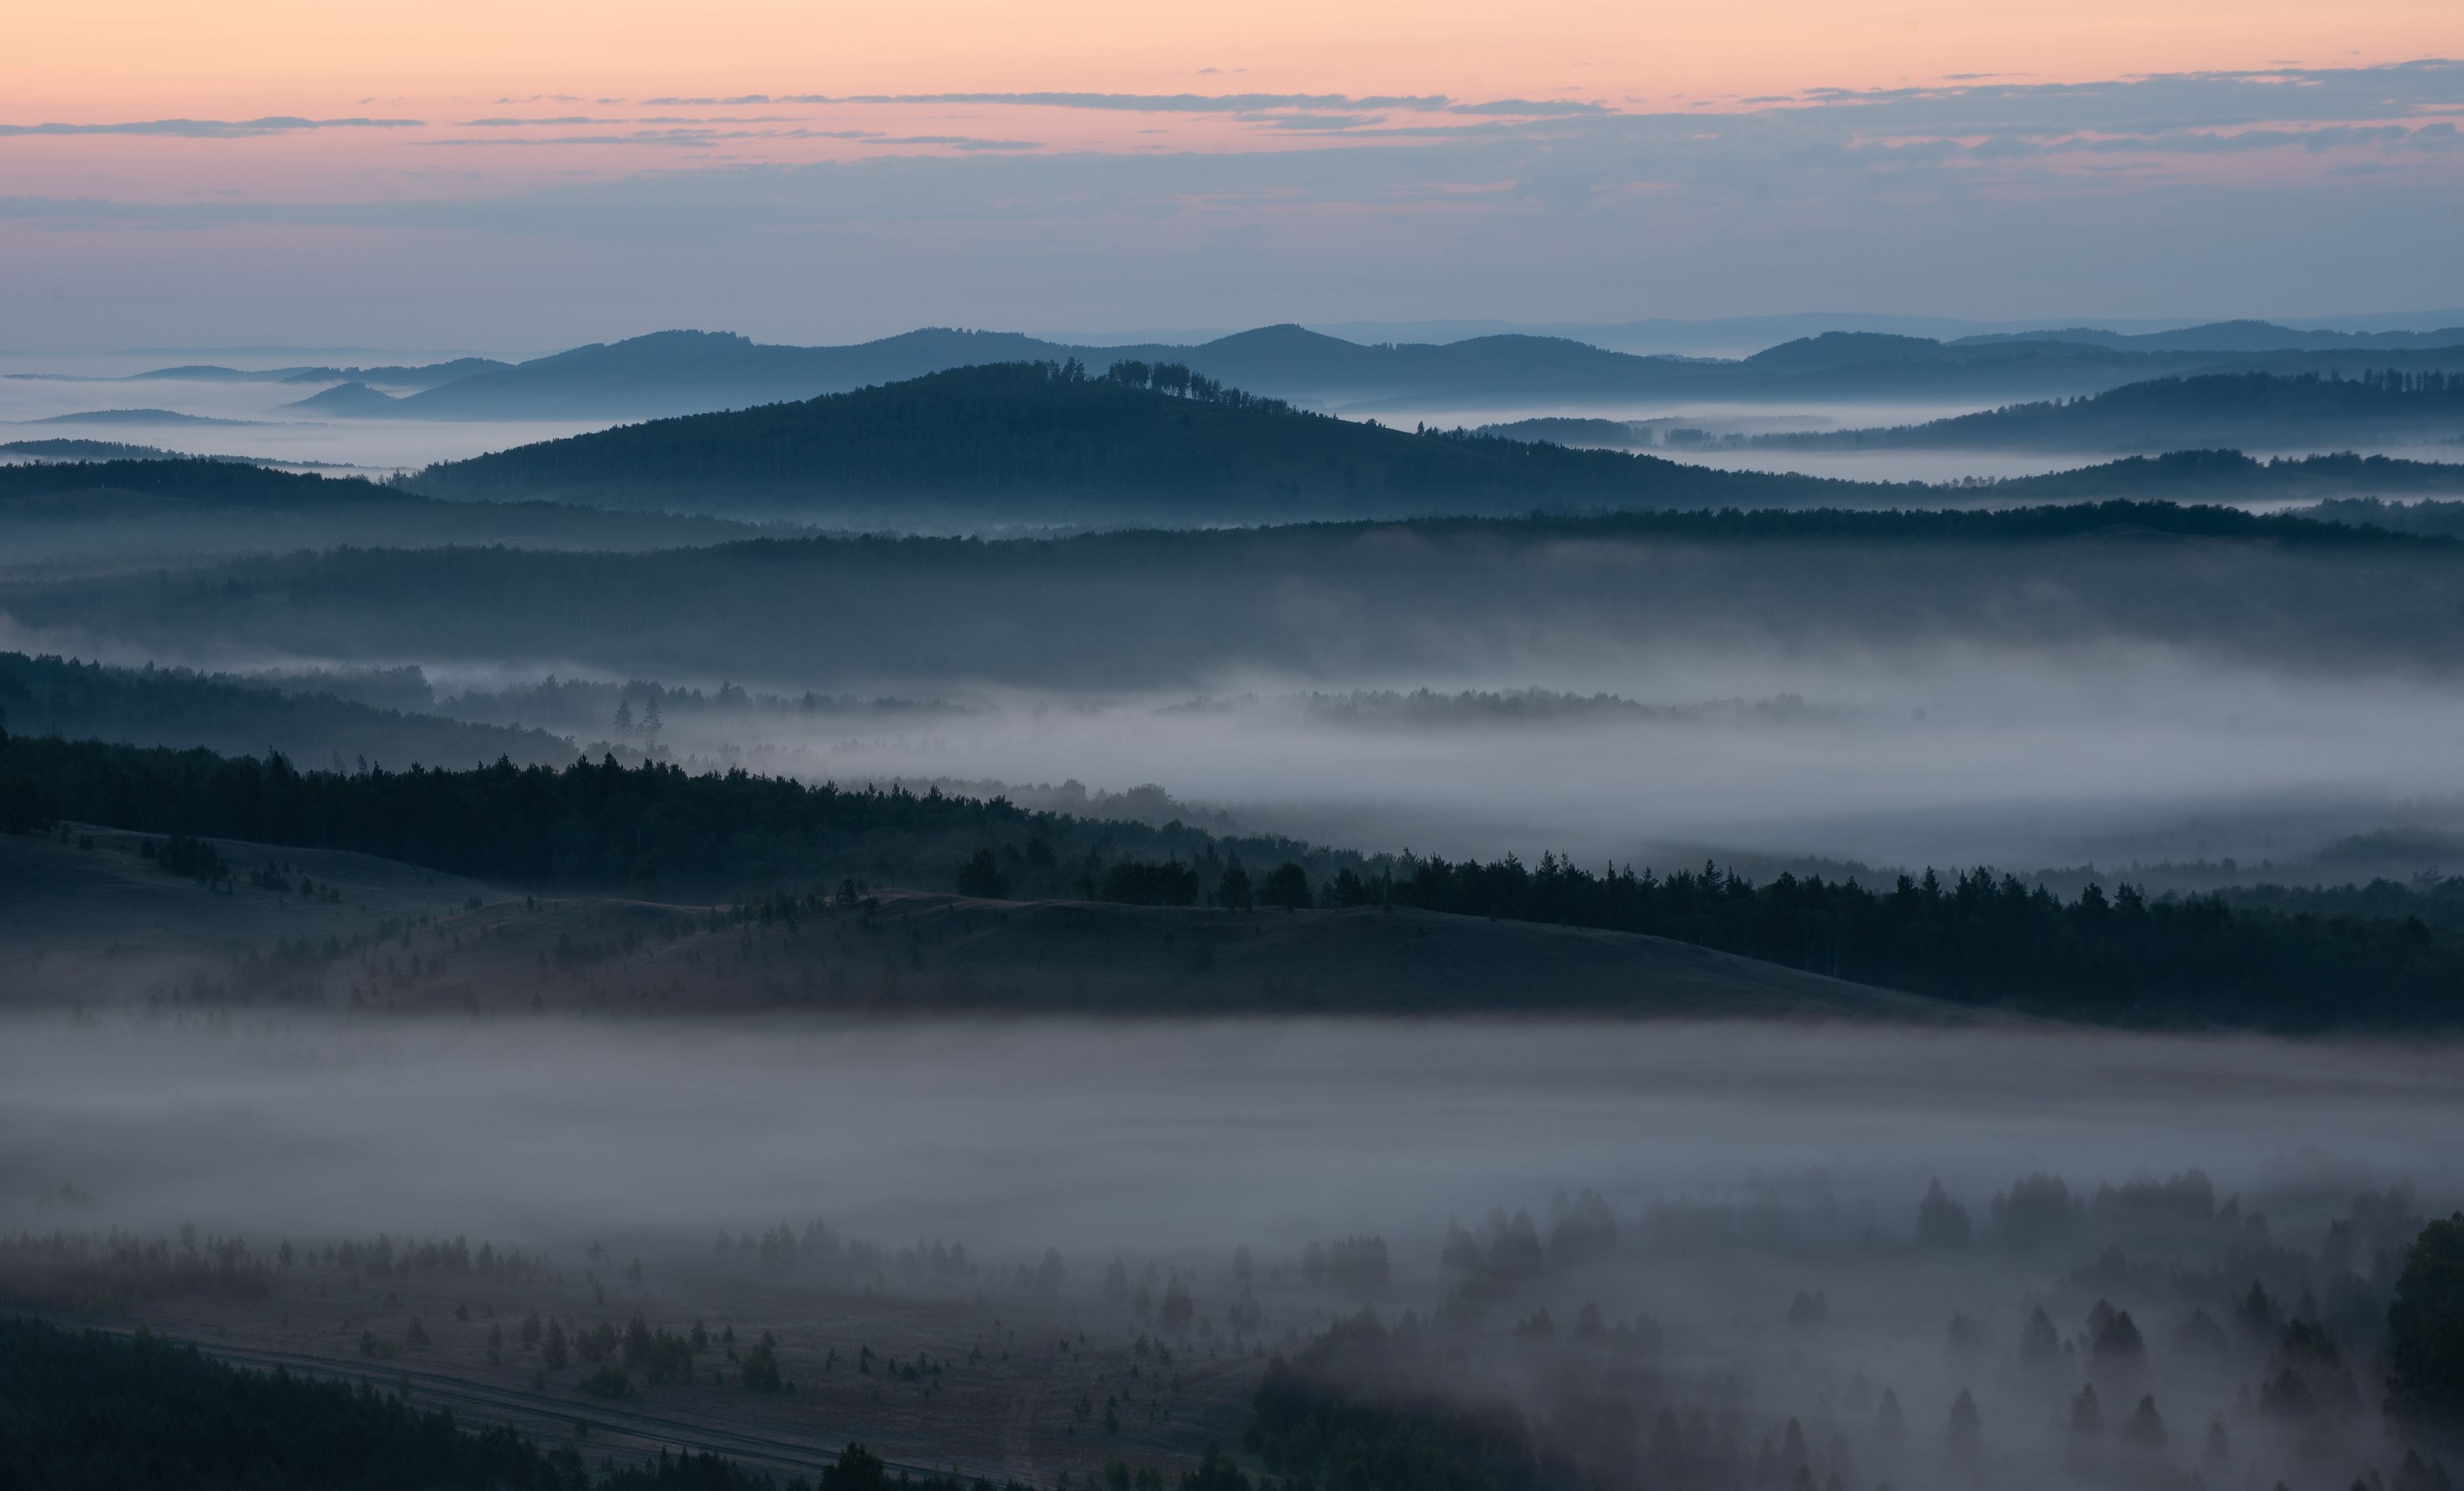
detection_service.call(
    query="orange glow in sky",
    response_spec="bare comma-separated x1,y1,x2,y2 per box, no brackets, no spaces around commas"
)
5,0,2459,344
11,0,2461,118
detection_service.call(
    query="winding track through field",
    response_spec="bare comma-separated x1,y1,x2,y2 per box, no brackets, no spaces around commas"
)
94,1326,1039,1487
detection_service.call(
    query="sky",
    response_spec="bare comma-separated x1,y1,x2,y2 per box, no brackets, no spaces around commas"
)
4,1,2462,352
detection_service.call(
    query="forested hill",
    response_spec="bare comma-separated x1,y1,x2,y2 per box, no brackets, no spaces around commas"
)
382,327,1059,419
403,360,1863,520
5,733,2460,1029
1997,451,2464,501
0,456,770,560
0,457,402,508
1758,370,2464,453
0,651,579,770
9,501,2458,692
406,363,2464,524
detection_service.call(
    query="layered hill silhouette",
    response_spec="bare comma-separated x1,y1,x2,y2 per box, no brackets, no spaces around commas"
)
403,359,1854,520
30,408,253,427
210,323,2464,424
403,360,2464,522
0,650,579,772
343,327,1063,420
1754,371,2464,453
18,498,2464,698
15,405,2464,555
1949,319,2464,353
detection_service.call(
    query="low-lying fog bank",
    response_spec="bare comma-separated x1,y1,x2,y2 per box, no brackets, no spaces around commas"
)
345,648,2464,876
4,1015,2452,1255
7,1014,2457,1491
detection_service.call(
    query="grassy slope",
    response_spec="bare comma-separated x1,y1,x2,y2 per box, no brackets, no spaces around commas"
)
0,826,498,1003
0,829,1949,1021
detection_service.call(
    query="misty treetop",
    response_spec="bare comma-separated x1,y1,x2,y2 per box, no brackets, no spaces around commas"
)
0,731,1304,905
5,732,2460,1031
0,650,577,772
9,499,2460,695
1754,368,2464,452
0,455,406,508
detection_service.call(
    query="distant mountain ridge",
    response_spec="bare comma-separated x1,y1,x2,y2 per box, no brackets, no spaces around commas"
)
1951,320,2464,353
360,327,1062,420
30,408,256,427
11,357,508,390
284,381,414,415
1090,313,2464,358
160,320,2464,424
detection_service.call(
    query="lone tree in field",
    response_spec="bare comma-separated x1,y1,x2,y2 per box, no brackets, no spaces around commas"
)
1259,862,1311,910
740,1330,784,1392
955,848,1008,900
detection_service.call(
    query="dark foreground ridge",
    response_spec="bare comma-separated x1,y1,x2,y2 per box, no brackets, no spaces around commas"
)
4,733,2458,1030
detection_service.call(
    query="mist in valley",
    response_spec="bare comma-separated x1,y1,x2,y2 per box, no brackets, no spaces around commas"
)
7,272,2464,1491
24,634,2463,883
3,1012,2456,1491
14,0,2464,1482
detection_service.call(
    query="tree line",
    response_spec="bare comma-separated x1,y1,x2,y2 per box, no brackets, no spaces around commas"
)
6,731,2462,1028
12,496,2459,700
0,730,1317,902
1369,855,2460,1028
0,650,574,772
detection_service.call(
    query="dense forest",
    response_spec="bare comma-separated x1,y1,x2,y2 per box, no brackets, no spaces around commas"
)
11,499,2458,691
1250,1312,1559,1491
0,1316,1060,1491
6,734,2460,1029
0,652,578,771
2300,496,2464,539
1374,855,2460,1028
1756,370,2464,453
0,732,1309,902
1996,451,2464,503
0,457,401,508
